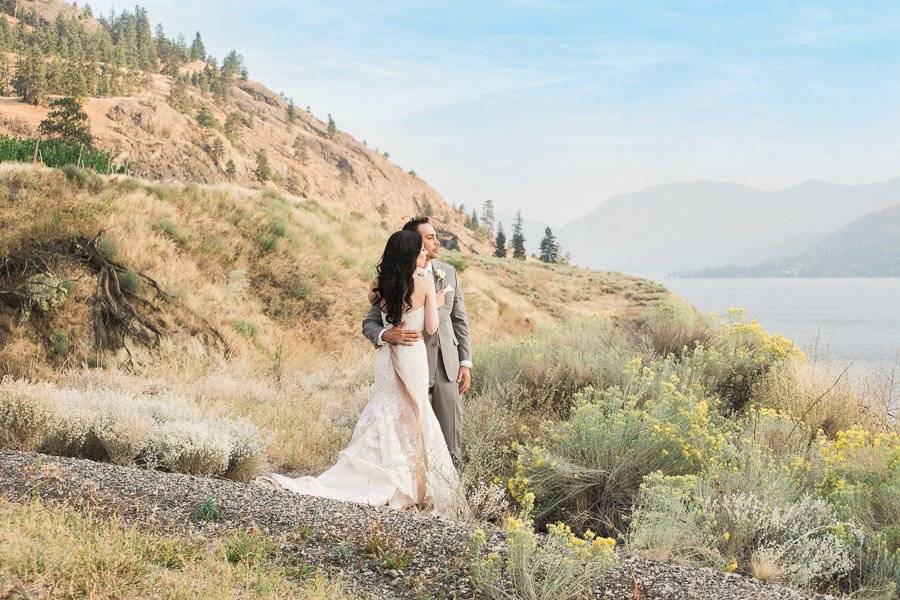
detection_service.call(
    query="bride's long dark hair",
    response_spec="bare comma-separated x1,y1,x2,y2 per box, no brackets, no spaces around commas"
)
372,230,423,327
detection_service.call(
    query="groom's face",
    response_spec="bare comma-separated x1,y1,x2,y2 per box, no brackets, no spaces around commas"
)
417,223,440,261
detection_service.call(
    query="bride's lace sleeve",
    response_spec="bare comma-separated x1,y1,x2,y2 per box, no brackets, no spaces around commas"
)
423,276,439,335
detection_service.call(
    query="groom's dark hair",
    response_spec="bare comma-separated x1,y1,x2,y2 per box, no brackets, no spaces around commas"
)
402,217,429,232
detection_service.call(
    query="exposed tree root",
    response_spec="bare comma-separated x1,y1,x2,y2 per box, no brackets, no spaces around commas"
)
0,232,229,365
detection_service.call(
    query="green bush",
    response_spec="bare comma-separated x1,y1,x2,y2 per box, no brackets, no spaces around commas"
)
193,495,223,522
118,271,142,295
257,235,278,253
628,470,856,590
443,253,468,273
61,164,102,191
641,298,711,358
231,320,257,338
196,106,219,129
50,330,71,355
153,219,190,246
288,280,313,300
97,236,118,260
470,499,617,600
511,363,724,534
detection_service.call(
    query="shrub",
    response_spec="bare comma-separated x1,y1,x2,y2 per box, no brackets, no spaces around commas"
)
193,495,223,522
473,317,645,417
443,253,468,273
61,164,102,191
97,236,117,259
231,319,258,338
267,217,287,238
754,357,884,438
50,330,70,355
0,379,266,481
640,298,710,358
0,379,52,450
90,412,154,465
706,309,804,413
153,218,190,246
470,498,617,600
289,279,313,300
511,362,724,534
118,270,142,295
628,470,857,590
257,234,278,253
196,106,219,129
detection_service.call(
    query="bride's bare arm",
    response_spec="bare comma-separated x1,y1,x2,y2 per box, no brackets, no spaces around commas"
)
367,278,379,305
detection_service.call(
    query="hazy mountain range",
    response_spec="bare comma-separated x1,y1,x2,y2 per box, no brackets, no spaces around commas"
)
557,178,900,274
677,203,900,278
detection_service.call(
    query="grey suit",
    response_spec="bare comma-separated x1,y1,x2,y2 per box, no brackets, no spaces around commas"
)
362,260,472,462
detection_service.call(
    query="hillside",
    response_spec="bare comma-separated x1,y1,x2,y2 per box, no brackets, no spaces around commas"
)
560,179,900,273
0,162,668,379
678,203,900,278
0,0,489,254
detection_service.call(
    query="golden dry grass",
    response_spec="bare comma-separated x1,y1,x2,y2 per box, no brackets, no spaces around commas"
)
753,356,894,437
0,163,669,378
0,497,357,599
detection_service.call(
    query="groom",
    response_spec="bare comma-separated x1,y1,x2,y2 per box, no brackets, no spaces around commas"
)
362,217,472,466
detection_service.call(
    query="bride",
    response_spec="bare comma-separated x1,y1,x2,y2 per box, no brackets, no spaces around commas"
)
257,230,461,512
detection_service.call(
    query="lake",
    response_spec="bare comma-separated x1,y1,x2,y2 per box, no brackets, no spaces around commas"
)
648,276,900,404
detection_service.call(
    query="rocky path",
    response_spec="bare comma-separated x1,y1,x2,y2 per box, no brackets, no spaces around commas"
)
0,452,833,599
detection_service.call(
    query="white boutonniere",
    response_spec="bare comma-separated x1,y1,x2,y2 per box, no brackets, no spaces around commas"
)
434,268,446,284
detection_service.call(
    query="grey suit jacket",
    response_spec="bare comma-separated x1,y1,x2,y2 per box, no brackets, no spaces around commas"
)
362,260,472,383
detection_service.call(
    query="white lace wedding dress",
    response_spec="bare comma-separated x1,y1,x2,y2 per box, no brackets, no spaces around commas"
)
257,306,460,513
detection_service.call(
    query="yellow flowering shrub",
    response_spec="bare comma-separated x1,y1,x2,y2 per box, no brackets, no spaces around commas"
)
510,361,726,534
470,495,617,600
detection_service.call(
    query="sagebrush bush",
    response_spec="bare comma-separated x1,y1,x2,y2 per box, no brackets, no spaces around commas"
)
0,378,267,480
707,309,804,412
470,498,617,600
511,361,724,534
0,379,52,451
640,297,710,358
628,470,857,590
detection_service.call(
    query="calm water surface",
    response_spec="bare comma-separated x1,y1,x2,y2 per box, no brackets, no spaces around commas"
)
648,277,900,403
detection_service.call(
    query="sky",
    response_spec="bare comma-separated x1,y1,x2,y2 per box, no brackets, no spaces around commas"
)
88,1,900,226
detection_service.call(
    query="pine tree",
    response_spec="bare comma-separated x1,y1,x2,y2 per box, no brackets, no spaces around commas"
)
14,45,48,105
511,210,526,260
39,96,94,147
221,50,242,80
254,149,271,182
189,31,205,61
539,227,560,264
327,113,336,137
481,199,496,234
0,55,10,95
225,158,236,178
494,222,507,258
469,209,479,230
286,98,296,126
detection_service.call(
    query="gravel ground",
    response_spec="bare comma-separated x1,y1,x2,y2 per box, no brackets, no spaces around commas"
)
0,451,836,600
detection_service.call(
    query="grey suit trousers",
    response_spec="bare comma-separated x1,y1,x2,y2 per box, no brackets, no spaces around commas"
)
430,348,462,465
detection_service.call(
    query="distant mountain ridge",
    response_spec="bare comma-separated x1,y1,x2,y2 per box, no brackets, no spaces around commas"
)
560,178,900,273
678,203,900,278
